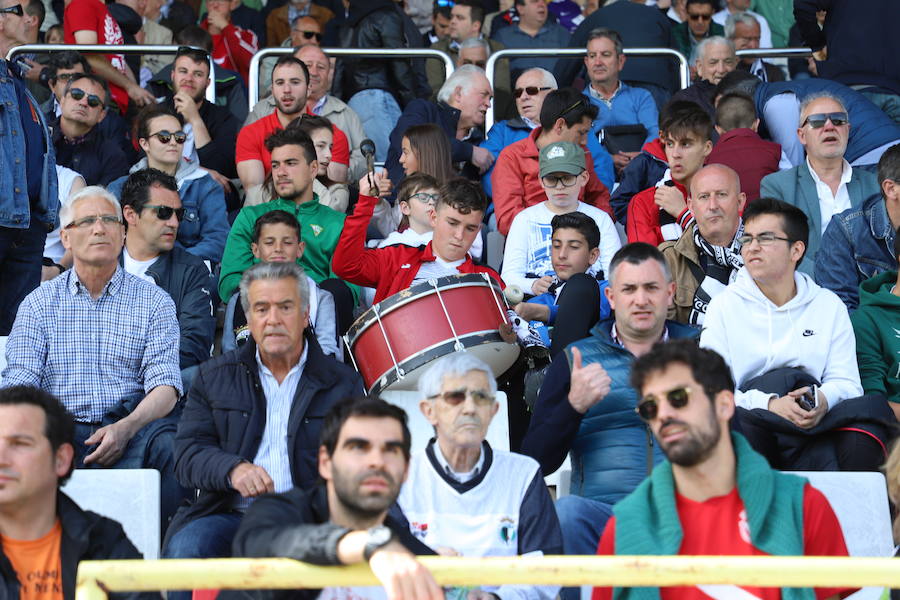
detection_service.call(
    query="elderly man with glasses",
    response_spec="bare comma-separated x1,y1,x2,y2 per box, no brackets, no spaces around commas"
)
397,352,562,600
1,184,186,529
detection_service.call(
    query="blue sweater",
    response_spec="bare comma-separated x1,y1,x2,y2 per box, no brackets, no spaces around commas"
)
583,82,659,147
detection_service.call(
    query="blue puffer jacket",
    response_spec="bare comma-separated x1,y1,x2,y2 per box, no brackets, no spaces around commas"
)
521,318,698,504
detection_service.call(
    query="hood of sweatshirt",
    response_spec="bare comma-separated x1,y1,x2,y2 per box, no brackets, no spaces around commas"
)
130,156,207,188
642,137,668,164
859,270,900,309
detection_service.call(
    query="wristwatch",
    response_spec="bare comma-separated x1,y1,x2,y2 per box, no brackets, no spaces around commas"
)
362,525,394,560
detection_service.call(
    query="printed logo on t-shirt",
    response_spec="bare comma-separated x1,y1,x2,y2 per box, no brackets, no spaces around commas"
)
498,516,517,545
410,521,428,540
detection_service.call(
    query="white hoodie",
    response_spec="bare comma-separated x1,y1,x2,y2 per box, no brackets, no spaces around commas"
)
700,267,862,411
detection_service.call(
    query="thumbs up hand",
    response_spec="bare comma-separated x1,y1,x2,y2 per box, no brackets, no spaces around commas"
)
568,346,612,414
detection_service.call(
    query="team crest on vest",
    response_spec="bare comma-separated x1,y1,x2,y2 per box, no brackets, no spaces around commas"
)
310,224,323,237
411,521,428,540
498,517,516,545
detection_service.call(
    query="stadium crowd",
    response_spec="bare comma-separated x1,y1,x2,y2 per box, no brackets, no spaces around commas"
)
0,0,900,598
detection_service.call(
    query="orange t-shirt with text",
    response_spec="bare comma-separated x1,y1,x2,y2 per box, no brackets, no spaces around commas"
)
2,520,63,600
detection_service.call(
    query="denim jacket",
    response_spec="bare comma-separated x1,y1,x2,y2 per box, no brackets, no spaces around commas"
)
815,194,896,311
0,60,58,230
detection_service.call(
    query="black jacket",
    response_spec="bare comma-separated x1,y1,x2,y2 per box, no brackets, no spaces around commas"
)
225,485,433,600
51,118,131,187
0,493,157,600
333,0,418,107
165,334,363,543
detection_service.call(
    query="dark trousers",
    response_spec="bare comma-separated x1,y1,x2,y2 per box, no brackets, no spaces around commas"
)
0,220,46,335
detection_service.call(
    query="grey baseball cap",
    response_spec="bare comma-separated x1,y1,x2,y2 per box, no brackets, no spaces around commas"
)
539,141,586,178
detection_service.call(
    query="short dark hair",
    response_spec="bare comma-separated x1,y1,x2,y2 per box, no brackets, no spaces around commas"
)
432,3,451,18
120,168,180,215
878,143,900,199
136,104,184,140
174,46,211,72
252,209,301,245
586,27,623,55
715,69,760,100
174,25,213,52
0,386,75,484
455,0,484,26
319,396,412,461
715,92,757,131
64,73,110,106
25,0,45,28
46,50,91,82
539,87,599,131
742,197,810,263
607,242,672,286
661,99,713,143
397,172,440,206
265,127,317,165
551,211,600,250
630,339,735,404
436,177,488,215
686,0,716,9
271,55,309,85
292,113,333,138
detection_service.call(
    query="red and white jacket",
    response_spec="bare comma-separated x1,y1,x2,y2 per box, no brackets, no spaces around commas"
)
201,20,258,84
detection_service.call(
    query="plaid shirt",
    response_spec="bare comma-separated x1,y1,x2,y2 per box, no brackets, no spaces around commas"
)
1,266,183,422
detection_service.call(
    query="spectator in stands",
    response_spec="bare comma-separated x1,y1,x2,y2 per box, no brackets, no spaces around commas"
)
817,144,900,311
701,197,893,472
423,2,451,45
706,91,781,204
222,210,339,357
521,243,697,559
503,141,620,295
232,396,442,600
494,0,569,74
0,57,58,337
672,0,724,60
453,38,513,119
266,0,332,48
222,128,357,335
293,114,349,213
334,177,502,304
582,27,659,177
659,164,745,326
671,36,737,120
118,169,215,388
627,101,713,246
200,0,258,85
133,0,173,79
51,74,130,187
41,166,85,282
726,12,783,83
163,261,361,587
746,0,791,48
593,339,853,600
63,0,154,112
427,0,502,90
760,92,882,275
1,186,185,526
492,88,612,237
0,0,37,74
398,352,562,600
288,16,322,48
109,106,229,263
714,0,772,47
0,386,156,599
385,65,495,190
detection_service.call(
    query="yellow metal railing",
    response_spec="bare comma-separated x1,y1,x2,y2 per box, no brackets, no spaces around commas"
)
75,555,899,600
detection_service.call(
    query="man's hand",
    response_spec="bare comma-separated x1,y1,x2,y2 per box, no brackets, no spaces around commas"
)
205,168,233,190
568,346,611,414
654,185,686,218
498,322,517,344
127,83,155,108
207,10,229,31
787,386,829,429
515,302,550,323
531,275,553,296
173,90,201,123
470,146,495,174
21,59,45,82
229,462,275,497
359,168,392,198
368,541,444,600
613,151,638,172
83,421,137,466
812,46,828,61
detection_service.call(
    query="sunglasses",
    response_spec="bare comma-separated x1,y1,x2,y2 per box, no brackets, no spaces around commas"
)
802,111,849,128
148,130,187,144
295,30,323,42
514,86,552,99
636,387,692,421
64,214,121,229
68,87,103,108
0,5,23,16
430,389,495,406
143,204,186,221
688,12,712,21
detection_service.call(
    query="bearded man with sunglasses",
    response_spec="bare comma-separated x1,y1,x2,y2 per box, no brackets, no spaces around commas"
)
51,73,130,186
592,339,852,600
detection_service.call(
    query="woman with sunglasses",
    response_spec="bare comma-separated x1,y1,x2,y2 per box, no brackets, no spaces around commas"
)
107,105,230,263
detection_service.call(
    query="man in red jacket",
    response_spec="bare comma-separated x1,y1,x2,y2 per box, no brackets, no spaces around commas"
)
333,176,503,303
201,0,258,84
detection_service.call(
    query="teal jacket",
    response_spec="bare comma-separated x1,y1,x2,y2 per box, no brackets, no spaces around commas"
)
850,270,900,403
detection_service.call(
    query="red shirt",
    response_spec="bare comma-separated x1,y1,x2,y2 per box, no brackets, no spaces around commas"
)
200,21,258,84
592,484,852,600
626,180,690,246
63,0,128,112
235,111,350,175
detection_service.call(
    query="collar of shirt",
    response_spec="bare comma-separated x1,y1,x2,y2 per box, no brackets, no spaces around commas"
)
432,440,485,483
521,115,539,129
255,342,309,387
610,322,670,349
67,265,124,298
806,156,853,188
310,94,328,115
449,34,484,53
587,80,622,107
287,3,310,24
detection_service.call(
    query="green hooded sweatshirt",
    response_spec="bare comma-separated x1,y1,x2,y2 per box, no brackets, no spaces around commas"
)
850,270,900,403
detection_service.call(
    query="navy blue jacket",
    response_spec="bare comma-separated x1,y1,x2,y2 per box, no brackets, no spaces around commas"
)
51,117,130,187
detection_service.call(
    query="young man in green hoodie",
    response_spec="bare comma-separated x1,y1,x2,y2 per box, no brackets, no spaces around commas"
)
851,228,900,421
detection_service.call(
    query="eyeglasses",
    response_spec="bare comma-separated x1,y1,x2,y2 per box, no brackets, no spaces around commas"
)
68,87,103,108
541,173,579,188
64,214,122,229
409,192,438,206
430,389,495,406
294,30,323,42
736,232,792,247
636,387,692,421
688,12,712,21
143,204,186,221
514,86,552,99
148,130,187,144
802,111,849,129
0,5,24,17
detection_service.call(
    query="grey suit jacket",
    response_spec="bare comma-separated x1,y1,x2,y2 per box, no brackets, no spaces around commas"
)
759,162,881,275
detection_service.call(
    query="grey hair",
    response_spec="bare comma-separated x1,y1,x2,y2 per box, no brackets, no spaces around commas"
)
516,67,557,90
458,37,491,55
59,186,122,229
418,352,498,399
691,36,735,66
724,11,759,39
799,91,848,125
437,64,488,104
239,261,310,314
585,27,624,56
